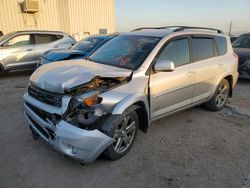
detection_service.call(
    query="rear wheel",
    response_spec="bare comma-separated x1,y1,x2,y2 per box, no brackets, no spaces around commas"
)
204,79,230,111
104,109,138,160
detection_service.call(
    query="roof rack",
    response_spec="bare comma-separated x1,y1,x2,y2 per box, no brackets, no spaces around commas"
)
132,26,223,34
173,26,223,34
132,26,176,32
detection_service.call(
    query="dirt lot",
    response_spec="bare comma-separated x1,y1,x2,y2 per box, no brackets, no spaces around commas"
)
0,71,250,188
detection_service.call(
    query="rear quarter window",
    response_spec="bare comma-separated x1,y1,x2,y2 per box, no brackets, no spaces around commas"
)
214,36,227,55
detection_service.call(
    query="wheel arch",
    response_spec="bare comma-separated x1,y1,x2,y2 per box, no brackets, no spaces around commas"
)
210,73,234,99
112,94,150,133
224,75,233,97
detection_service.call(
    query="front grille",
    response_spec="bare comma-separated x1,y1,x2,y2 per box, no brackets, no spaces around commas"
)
26,102,60,124
26,103,56,140
28,85,62,107
27,114,50,139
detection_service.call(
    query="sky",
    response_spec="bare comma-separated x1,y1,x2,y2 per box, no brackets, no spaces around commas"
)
115,0,250,35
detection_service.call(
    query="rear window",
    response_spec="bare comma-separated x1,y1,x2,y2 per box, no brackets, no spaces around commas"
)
214,36,227,55
33,34,63,44
192,38,214,61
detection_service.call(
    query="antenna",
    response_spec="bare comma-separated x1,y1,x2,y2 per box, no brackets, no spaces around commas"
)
229,21,232,36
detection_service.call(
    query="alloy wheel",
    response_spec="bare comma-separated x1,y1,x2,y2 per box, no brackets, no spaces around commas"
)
113,115,136,154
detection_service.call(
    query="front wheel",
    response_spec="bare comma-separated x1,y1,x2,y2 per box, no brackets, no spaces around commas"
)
204,79,230,111
104,109,138,160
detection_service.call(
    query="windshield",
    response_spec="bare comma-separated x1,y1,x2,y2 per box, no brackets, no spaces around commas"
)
232,34,250,48
89,35,160,70
0,32,15,43
72,37,104,52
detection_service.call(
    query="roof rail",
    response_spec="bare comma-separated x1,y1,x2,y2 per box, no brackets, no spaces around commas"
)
132,26,223,34
173,26,223,34
132,26,176,32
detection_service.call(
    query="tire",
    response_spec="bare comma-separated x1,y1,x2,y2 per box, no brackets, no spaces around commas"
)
0,64,5,74
103,107,139,160
203,79,230,111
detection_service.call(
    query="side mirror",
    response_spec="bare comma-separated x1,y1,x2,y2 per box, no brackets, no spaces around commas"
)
2,41,11,47
154,60,175,72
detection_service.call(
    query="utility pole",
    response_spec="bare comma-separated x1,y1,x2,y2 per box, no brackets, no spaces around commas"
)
229,21,232,36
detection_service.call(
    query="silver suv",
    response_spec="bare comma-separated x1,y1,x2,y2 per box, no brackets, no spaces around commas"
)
0,30,76,72
23,26,239,164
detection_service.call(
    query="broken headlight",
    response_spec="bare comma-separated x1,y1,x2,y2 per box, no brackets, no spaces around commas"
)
65,91,106,129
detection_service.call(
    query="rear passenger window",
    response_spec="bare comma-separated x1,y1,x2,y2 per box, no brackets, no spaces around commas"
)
156,38,190,67
33,34,63,44
192,38,214,61
214,36,227,55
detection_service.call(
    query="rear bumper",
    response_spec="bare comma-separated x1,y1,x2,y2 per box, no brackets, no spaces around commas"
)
23,96,114,164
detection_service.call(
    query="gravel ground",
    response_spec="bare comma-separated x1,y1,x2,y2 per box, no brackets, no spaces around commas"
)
0,71,250,188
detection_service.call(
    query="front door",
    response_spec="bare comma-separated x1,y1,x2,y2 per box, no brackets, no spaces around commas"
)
150,37,196,118
1,34,36,70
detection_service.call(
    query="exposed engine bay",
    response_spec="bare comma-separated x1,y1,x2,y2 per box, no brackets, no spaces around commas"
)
65,76,129,95
64,76,130,130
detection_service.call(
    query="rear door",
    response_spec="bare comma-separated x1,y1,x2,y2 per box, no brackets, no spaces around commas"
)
1,34,36,70
191,35,225,103
31,33,64,63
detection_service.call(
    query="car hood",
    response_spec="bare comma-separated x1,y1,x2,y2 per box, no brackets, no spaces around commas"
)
44,49,87,62
30,60,132,93
234,48,250,59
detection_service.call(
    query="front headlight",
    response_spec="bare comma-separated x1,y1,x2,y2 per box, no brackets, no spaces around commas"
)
75,91,100,107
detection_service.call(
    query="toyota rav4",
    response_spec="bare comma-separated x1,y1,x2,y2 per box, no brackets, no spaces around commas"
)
23,26,239,164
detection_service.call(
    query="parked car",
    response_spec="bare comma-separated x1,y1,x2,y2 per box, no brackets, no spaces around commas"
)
23,26,238,164
0,30,76,73
230,36,238,43
37,34,117,67
232,33,250,79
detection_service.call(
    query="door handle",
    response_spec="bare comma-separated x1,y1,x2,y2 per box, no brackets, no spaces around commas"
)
26,49,33,52
218,63,224,68
187,71,195,77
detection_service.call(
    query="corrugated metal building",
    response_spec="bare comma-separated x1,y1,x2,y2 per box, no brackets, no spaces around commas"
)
0,0,115,38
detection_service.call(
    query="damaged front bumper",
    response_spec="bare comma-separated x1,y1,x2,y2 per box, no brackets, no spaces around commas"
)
23,94,114,164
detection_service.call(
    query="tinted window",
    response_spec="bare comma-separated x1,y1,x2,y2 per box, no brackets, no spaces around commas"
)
7,35,31,46
192,38,214,61
33,34,63,44
90,35,160,70
215,36,227,55
232,34,250,48
156,38,190,67
72,37,104,52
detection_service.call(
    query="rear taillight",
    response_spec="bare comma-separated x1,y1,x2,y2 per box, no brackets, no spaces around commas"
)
233,52,239,62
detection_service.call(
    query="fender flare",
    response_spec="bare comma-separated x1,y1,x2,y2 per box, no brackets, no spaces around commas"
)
112,94,149,114
209,72,235,99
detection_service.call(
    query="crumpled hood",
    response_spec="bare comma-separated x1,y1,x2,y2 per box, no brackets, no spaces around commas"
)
30,60,132,93
43,49,87,62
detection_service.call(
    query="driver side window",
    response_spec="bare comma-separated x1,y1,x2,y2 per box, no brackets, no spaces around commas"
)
156,38,190,67
6,35,31,47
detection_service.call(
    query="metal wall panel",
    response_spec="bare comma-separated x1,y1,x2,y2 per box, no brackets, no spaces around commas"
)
0,0,115,35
